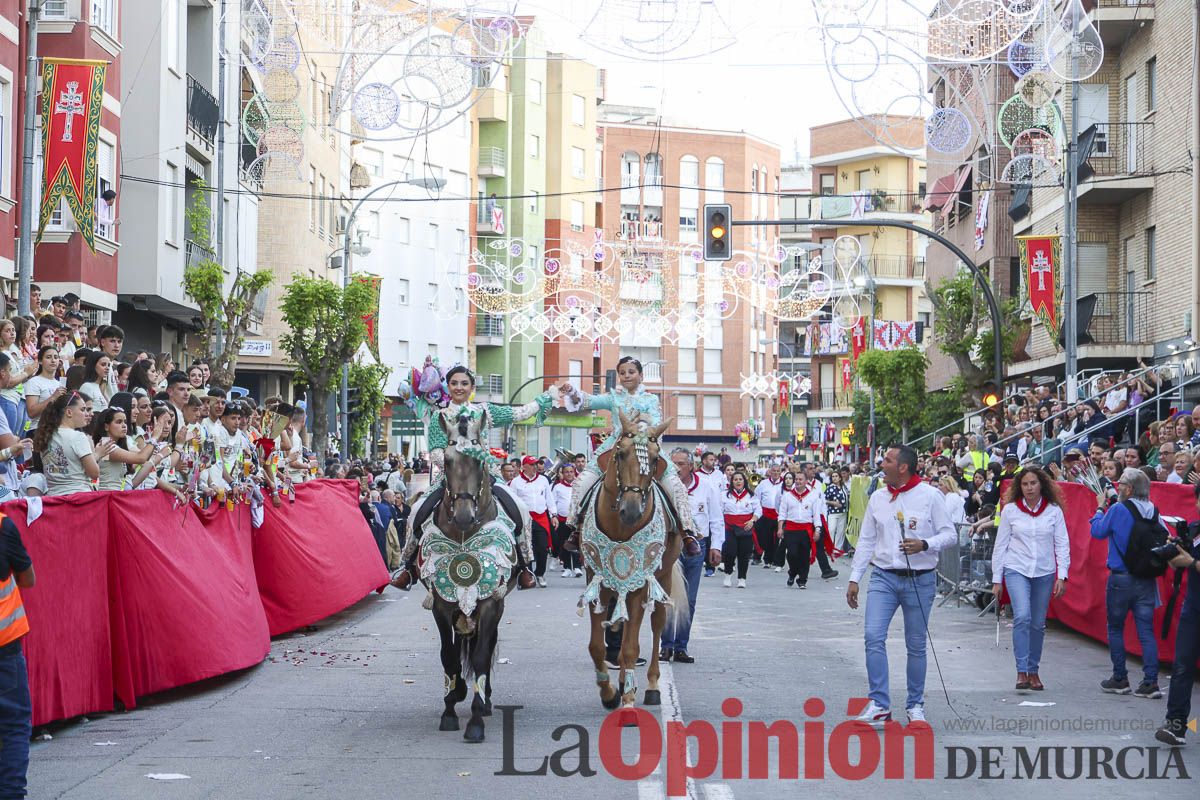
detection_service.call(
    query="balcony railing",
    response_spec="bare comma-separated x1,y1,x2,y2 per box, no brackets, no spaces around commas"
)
475,314,504,338
476,203,504,234
186,75,219,148
478,146,506,177
619,219,664,241
185,239,215,268
1084,122,1155,178
804,390,853,411
483,374,504,397
1084,291,1152,344
860,255,926,280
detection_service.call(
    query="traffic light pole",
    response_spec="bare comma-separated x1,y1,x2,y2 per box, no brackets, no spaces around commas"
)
734,218,1005,392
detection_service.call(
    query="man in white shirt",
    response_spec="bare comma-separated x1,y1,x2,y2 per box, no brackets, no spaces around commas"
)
211,403,250,493
508,455,555,586
698,451,727,493
661,448,724,665
846,445,957,726
753,464,783,566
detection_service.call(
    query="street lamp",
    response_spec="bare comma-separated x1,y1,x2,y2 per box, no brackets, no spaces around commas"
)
853,274,877,454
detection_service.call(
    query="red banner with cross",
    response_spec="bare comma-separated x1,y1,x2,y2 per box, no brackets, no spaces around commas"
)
37,58,107,252
1017,234,1062,345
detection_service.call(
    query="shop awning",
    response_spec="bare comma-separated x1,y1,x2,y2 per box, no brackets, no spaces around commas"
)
923,166,972,211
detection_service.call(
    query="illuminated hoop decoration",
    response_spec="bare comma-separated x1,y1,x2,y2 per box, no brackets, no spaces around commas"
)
326,1,523,143
241,0,307,185
997,94,1063,150
1015,71,1057,109
1044,0,1104,82
925,107,973,154
999,152,1061,186
579,0,736,61
926,0,1041,62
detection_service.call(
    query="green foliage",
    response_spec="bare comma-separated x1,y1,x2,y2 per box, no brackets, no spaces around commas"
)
854,348,930,440
348,363,391,457
180,178,271,388
279,275,375,450
927,271,1026,400
848,386,966,450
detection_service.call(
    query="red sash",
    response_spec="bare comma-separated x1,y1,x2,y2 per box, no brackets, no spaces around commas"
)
725,513,753,527
784,521,814,534
760,507,779,520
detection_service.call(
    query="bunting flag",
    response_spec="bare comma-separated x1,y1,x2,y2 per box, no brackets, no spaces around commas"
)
850,317,867,362
37,58,107,252
840,357,854,391
871,320,925,351
353,274,383,355
1016,234,1062,344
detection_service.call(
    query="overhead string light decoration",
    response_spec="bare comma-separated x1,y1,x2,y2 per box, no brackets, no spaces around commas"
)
579,0,737,61
241,0,307,184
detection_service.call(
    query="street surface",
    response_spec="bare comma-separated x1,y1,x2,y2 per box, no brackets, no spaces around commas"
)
28,554,1200,799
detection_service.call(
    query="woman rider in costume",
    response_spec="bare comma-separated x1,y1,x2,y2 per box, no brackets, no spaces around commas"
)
391,366,561,590
562,356,701,554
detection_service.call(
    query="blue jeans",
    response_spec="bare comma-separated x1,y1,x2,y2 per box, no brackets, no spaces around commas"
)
1166,591,1199,727
1105,572,1159,682
662,551,704,652
0,399,24,440
1004,570,1055,673
0,646,30,799
864,568,936,710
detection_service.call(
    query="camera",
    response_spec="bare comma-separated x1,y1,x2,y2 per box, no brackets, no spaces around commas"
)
1150,539,1183,562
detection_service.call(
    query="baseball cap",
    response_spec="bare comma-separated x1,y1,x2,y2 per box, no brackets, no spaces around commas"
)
521,455,539,467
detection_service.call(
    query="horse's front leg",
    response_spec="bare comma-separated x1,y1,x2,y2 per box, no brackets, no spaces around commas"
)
434,611,466,731
619,592,647,711
588,596,619,710
464,605,500,743
644,599,666,706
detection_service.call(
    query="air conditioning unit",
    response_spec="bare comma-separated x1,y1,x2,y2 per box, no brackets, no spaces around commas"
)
335,213,350,235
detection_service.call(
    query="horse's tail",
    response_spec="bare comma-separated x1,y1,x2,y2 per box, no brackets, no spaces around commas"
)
667,559,691,632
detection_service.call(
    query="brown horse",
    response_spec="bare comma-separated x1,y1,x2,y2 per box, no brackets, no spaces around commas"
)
581,411,689,711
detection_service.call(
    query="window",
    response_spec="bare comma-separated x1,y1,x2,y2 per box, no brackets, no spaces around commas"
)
396,340,409,366
0,77,10,196
396,279,409,304
427,222,438,247
677,396,697,429
678,347,697,383
526,356,537,379
703,348,721,383
309,166,317,231
679,208,697,233
529,134,540,158
1146,57,1156,112
165,161,179,244
679,156,699,187
91,0,116,37
529,244,540,268
856,169,873,191
571,146,586,179
317,175,326,238
705,157,724,188
364,210,380,238
571,94,586,125
42,1,68,18
702,396,721,429
96,137,115,239
570,200,585,231
428,343,439,358
394,156,412,181
361,147,384,177
528,190,539,215
644,153,663,186
529,78,542,104
621,151,640,188
454,347,465,365
396,217,410,243
449,170,468,196
455,228,467,255
568,359,583,390
427,282,439,309
820,173,836,196
1145,226,1156,279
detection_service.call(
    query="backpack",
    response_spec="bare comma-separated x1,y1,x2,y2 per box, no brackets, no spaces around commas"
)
1114,500,1169,579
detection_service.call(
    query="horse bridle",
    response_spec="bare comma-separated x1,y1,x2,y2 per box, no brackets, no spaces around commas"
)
612,430,658,511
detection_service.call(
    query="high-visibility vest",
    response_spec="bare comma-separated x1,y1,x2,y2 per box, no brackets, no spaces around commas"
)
0,514,28,649
963,450,987,479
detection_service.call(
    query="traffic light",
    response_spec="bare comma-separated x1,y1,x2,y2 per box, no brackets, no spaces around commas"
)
346,386,362,420
703,203,732,261
980,381,1001,408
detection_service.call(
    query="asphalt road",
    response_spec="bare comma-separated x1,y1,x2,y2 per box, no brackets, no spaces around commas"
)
28,555,1200,799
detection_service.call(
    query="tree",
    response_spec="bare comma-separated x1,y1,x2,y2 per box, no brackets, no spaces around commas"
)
280,275,375,454
348,362,391,457
182,178,272,388
849,386,965,451
926,271,1026,405
854,348,929,442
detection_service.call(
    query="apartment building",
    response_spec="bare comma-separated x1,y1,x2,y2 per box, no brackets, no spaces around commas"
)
800,116,932,450
776,162,813,446
119,0,258,357
596,114,781,454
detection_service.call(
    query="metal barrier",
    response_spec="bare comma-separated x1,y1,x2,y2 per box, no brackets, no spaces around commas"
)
937,522,996,613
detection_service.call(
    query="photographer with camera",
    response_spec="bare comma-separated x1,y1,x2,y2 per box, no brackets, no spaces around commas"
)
1155,483,1200,746
1089,468,1169,698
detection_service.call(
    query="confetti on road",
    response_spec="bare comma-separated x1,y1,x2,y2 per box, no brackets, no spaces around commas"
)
1018,701,1056,707
93,742,117,747
145,773,191,781
458,772,471,777
497,658,512,664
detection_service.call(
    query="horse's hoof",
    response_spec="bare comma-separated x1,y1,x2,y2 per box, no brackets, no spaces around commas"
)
601,691,621,710
643,690,661,706
464,723,485,743
481,702,493,717
439,714,459,732
619,708,639,728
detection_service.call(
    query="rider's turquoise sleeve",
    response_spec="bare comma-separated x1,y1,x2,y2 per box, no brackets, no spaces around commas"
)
487,392,553,427
583,392,615,412
426,417,448,451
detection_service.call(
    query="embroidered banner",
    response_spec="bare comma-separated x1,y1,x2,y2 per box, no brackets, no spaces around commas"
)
801,320,849,356
1017,234,1062,344
840,356,853,391
871,320,925,351
850,317,867,362
974,190,989,251
38,58,107,252
352,274,383,355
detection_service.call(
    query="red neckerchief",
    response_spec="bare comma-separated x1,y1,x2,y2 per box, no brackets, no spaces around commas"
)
700,467,715,475
886,474,923,501
730,489,749,501
1016,497,1047,517
686,473,700,494
556,479,573,488
790,487,809,500
520,471,539,483
768,477,782,486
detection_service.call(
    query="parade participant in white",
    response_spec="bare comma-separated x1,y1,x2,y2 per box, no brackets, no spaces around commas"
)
776,473,826,588
754,464,784,568
660,448,724,664
847,445,957,725
698,451,728,493
721,472,761,588
508,456,556,587
552,465,582,577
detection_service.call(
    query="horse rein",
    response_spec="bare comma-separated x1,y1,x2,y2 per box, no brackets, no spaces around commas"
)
612,431,658,512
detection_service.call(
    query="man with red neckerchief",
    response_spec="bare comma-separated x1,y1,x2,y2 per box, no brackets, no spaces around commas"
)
776,472,825,589
846,445,956,727
508,456,555,587
753,464,784,567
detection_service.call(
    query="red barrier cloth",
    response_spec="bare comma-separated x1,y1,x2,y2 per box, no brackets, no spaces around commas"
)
252,480,389,636
8,494,115,726
107,492,269,707
1047,481,1197,665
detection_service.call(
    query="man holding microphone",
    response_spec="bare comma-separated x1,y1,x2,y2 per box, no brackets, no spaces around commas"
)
846,445,956,725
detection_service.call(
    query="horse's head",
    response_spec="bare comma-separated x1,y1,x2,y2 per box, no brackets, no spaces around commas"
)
610,410,672,527
439,416,492,532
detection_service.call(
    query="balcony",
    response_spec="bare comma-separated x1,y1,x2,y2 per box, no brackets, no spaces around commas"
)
476,86,507,123
476,203,505,235
1083,292,1152,345
1087,0,1154,50
1079,122,1156,204
860,255,926,281
475,314,505,346
186,75,219,151
801,389,853,412
478,146,506,178
476,374,505,403
618,218,665,244
816,191,924,223
185,238,216,268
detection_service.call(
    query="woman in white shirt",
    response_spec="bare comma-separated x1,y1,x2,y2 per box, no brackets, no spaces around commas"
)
720,471,761,588
0,319,37,434
24,346,65,430
939,475,967,525
90,406,161,491
991,467,1070,692
32,391,115,496
78,351,114,413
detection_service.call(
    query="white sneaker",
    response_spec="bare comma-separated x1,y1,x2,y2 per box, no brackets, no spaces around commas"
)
574,568,583,577
853,701,892,727
906,705,927,724
737,579,746,589
722,574,733,588
774,566,782,573
536,576,547,588
562,568,572,578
